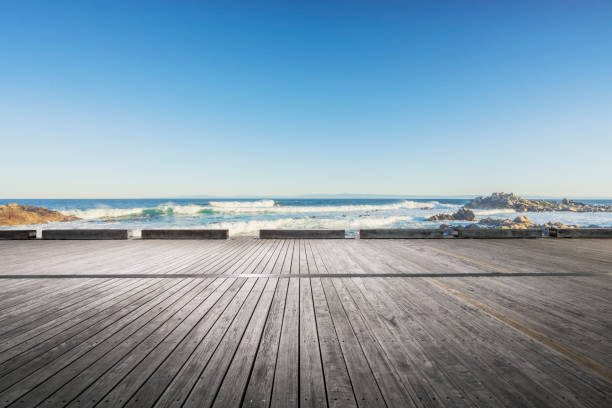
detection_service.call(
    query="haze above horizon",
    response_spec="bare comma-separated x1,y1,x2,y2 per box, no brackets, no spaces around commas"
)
1,1,611,198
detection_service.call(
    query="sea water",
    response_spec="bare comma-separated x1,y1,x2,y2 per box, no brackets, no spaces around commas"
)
2,198,612,236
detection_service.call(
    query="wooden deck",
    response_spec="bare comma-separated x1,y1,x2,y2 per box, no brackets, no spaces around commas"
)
0,238,610,408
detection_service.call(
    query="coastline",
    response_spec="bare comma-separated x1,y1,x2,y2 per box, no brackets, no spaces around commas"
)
2,194,612,236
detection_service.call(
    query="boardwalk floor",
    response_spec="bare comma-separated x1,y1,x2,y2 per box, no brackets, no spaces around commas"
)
0,238,610,408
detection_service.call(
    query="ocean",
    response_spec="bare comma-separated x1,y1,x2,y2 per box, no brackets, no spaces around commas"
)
2,198,612,236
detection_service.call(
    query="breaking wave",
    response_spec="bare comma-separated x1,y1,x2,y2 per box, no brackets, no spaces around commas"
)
59,204,213,220
472,208,518,216
59,200,455,220
208,215,416,236
206,200,456,214
8,197,612,233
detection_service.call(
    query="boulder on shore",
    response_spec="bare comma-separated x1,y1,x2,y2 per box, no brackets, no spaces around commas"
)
477,216,535,229
0,203,79,226
465,192,612,213
428,208,476,221
476,215,577,230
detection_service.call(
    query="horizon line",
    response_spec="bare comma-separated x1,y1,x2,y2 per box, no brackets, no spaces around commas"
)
2,193,612,200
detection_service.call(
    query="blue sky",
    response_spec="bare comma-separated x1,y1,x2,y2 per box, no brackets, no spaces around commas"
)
1,1,611,198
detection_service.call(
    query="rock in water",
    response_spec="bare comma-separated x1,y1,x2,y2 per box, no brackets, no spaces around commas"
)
478,216,534,228
465,192,612,212
476,215,576,229
428,208,477,221
512,216,533,225
0,203,80,226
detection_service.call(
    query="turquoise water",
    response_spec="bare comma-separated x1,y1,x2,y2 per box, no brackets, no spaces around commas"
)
2,198,612,236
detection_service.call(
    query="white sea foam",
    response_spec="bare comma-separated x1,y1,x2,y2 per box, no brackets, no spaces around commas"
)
4,206,612,232
59,203,210,219
59,207,148,219
209,215,415,236
206,200,448,214
59,199,449,219
472,208,518,216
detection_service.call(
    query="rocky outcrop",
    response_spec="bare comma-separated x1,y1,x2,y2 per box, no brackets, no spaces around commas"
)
465,192,612,212
0,203,79,226
475,216,578,229
477,216,535,229
428,208,476,221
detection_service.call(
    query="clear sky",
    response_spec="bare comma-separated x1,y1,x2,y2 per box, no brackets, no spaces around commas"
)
1,1,611,198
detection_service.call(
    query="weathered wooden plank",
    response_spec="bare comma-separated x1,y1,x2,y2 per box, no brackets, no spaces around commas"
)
408,278,591,407
0,279,122,338
316,247,446,407
455,228,542,239
152,278,261,408
141,229,228,239
163,238,247,275
417,238,612,275
260,230,344,239
42,229,128,240
312,243,416,407
327,277,419,408
0,280,172,382
208,243,286,407
307,253,357,408
1,239,185,275
289,239,299,275
440,276,612,372
359,229,444,239
1,238,611,408
2,241,127,273
298,241,327,408
61,277,230,408
394,278,558,406
240,242,292,406
313,241,430,408
0,278,201,406
134,243,276,407
107,278,242,408
0,230,36,240
209,278,279,407
189,238,262,276
0,279,145,357
0,239,220,325
242,278,289,407
31,278,218,407
270,256,300,407
0,278,110,317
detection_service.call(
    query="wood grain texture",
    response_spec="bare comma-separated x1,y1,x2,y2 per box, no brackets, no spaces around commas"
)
0,237,610,408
